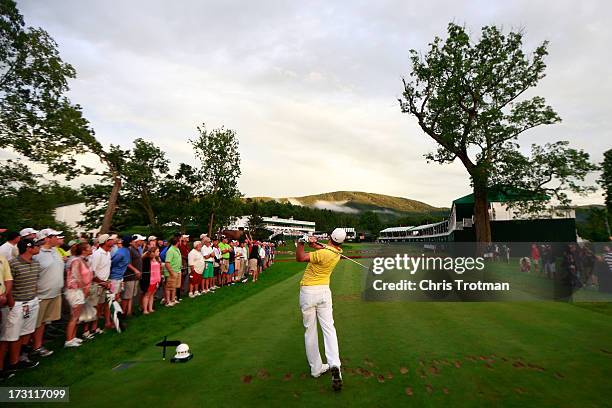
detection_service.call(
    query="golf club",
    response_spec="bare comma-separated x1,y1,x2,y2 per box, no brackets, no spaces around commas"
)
299,236,370,270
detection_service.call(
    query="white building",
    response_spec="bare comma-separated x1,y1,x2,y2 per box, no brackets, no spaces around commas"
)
54,203,98,235
227,215,315,238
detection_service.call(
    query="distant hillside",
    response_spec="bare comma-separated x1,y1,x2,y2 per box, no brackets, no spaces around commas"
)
248,191,446,215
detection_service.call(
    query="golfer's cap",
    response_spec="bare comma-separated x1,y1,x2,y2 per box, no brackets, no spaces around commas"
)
200,233,208,239
148,235,157,241
20,227,38,237
132,234,146,241
37,228,63,240
97,234,111,244
68,239,79,247
182,234,190,239
193,241,202,248
330,228,346,244
109,234,118,240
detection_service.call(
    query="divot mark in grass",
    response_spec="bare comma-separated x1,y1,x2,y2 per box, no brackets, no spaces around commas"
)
527,363,545,371
600,349,612,355
241,375,253,384
257,369,270,380
283,373,293,381
555,372,565,379
399,366,409,374
429,365,439,375
292,392,300,398
426,384,433,393
512,361,525,368
454,360,462,368
514,387,526,394
386,372,393,380
300,373,306,380
443,387,449,394
485,363,494,370
405,387,413,396
364,358,374,367
377,375,385,383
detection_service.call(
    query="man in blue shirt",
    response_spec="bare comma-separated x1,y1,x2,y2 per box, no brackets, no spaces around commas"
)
110,237,132,299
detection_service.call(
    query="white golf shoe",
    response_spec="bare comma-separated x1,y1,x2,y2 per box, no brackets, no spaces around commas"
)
312,364,330,378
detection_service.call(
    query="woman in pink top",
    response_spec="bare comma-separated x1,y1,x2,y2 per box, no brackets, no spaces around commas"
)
141,247,162,314
64,242,94,347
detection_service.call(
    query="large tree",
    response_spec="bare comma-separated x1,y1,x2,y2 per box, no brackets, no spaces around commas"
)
0,0,123,233
400,23,596,243
190,124,242,236
121,138,169,228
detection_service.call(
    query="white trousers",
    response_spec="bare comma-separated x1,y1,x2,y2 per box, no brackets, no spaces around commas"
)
299,285,341,375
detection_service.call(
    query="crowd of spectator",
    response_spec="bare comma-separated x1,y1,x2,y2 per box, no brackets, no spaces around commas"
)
0,227,276,381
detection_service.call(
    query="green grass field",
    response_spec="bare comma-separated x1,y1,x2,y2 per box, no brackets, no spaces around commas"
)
8,245,612,407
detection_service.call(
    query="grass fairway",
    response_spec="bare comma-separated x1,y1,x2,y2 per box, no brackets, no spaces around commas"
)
10,254,612,407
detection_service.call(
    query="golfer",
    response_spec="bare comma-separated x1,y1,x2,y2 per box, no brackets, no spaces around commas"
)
295,228,346,391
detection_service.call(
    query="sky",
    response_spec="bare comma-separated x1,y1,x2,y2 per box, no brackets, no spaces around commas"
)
14,0,611,207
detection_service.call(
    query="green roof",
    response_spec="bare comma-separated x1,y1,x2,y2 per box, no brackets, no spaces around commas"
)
453,187,549,205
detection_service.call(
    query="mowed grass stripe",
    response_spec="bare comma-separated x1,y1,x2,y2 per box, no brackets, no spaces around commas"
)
18,255,612,407
8,261,306,390
71,260,612,408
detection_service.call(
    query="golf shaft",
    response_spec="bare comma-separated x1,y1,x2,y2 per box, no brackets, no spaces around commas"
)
316,243,370,270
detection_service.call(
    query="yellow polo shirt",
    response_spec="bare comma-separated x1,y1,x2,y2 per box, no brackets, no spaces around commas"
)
0,255,13,296
300,245,342,286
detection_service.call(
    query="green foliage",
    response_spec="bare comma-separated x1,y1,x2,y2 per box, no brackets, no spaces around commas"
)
358,211,383,235
190,124,242,233
0,159,79,234
492,141,598,213
400,23,595,239
0,0,96,179
121,138,169,227
576,207,610,242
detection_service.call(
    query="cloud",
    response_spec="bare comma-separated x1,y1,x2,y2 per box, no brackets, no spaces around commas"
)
14,0,610,207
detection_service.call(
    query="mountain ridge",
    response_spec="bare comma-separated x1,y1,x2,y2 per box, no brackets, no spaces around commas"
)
247,191,447,214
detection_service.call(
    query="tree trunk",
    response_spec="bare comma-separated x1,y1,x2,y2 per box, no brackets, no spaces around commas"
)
473,181,492,245
141,188,157,228
100,173,121,234
207,211,215,237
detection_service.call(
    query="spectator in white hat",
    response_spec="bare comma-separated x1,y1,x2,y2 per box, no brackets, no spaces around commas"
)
2,239,42,371
19,228,38,240
31,229,64,358
147,236,157,251
90,234,114,332
188,241,205,297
